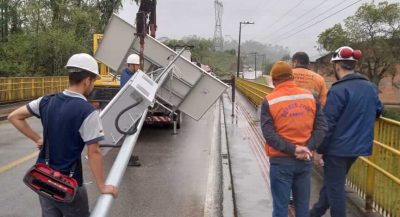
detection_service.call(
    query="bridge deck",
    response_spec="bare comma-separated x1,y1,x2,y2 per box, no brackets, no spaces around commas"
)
0,91,362,217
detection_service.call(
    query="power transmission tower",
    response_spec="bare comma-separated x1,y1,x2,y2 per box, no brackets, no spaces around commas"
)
213,0,223,51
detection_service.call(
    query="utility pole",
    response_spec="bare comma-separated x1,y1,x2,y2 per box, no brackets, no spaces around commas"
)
258,54,266,74
232,21,254,117
250,52,258,80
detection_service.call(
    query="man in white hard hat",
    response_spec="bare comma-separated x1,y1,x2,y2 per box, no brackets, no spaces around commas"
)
310,46,383,217
120,53,143,167
121,53,141,87
8,53,118,217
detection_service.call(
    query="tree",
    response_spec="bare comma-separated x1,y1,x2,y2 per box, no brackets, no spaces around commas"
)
97,0,123,30
0,0,119,76
164,36,236,76
318,1,400,86
317,24,350,52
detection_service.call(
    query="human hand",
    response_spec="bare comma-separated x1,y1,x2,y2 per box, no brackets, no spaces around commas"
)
36,138,43,150
100,185,119,198
295,146,312,161
313,153,324,167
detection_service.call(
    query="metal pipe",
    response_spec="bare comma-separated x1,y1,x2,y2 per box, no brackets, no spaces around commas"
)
91,47,188,217
90,109,148,217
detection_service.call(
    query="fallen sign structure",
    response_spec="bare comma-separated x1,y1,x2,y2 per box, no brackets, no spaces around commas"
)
95,13,228,146
89,14,228,217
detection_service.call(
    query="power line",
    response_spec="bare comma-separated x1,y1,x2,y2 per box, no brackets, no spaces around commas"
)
260,0,306,32
272,0,363,43
266,0,329,38
271,0,306,28
267,0,350,42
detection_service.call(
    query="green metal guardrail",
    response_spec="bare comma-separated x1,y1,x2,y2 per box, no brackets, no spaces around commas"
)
0,77,68,104
235,77,400,217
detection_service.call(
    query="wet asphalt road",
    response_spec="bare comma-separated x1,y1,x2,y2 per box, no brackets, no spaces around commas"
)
0,107,214,217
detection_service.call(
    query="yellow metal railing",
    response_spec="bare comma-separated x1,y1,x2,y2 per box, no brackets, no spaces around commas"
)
0,77,68,104
236,78,273,105
235,77,400,217
347,118,400,217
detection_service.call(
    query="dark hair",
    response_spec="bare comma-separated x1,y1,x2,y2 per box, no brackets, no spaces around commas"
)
292,52,310,66
337,60,357,70
69,70,97,85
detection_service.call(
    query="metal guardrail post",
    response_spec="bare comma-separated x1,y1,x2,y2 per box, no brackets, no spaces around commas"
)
90,109,148,217
7,79,12,101
41,77,45,95
231,75,235,117
32,78,36,98
365,152,376,212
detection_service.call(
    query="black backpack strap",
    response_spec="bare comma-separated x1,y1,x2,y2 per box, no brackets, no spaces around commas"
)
69,159,81,177
43,96,55,165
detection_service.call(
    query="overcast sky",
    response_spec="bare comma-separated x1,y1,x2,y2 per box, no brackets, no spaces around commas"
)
118,0,396,60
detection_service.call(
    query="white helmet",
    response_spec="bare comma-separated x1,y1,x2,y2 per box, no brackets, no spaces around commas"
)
65,53,100,79
331,46,362,63
127,54,140,65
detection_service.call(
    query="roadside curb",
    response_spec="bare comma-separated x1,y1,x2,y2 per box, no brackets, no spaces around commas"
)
204,97,237,217
204,100,223,217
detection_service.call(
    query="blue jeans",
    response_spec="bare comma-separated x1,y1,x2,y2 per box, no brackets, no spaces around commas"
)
39,186,89,217
270,162,311,217
310,156,357,217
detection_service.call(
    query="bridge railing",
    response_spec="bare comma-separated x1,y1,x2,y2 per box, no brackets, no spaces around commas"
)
0,77,68,104
235,77,400,217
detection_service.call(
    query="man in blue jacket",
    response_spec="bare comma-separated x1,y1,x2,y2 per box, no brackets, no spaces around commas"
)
120,53,141,87
310,46,383,217
120,53,142,167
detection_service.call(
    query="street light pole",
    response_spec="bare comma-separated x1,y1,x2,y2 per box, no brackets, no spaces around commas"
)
236,24,242,78
231,21,254,117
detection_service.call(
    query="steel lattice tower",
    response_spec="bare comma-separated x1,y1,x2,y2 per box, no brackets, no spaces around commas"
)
213,0,223,51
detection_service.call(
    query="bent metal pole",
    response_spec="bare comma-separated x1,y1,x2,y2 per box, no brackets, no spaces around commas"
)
90,109,148,217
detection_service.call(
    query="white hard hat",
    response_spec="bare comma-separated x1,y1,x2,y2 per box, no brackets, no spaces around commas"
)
65,53,100,79
127,54,140,65
331,46,362,63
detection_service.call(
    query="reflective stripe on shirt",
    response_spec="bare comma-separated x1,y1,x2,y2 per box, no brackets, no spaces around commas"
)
268,94,314,106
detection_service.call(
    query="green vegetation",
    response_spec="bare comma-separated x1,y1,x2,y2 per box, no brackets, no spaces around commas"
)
383,109,400,122
0,1,289,77
0,0,123,76
317,1,400,86
165,37,236,77
165,36,289,77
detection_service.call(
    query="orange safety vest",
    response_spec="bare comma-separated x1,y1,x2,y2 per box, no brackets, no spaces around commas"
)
293,67,327,106
265,80,317,157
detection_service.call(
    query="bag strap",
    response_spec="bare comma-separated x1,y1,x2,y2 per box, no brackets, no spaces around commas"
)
43,95,78,177
44,96,53,165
